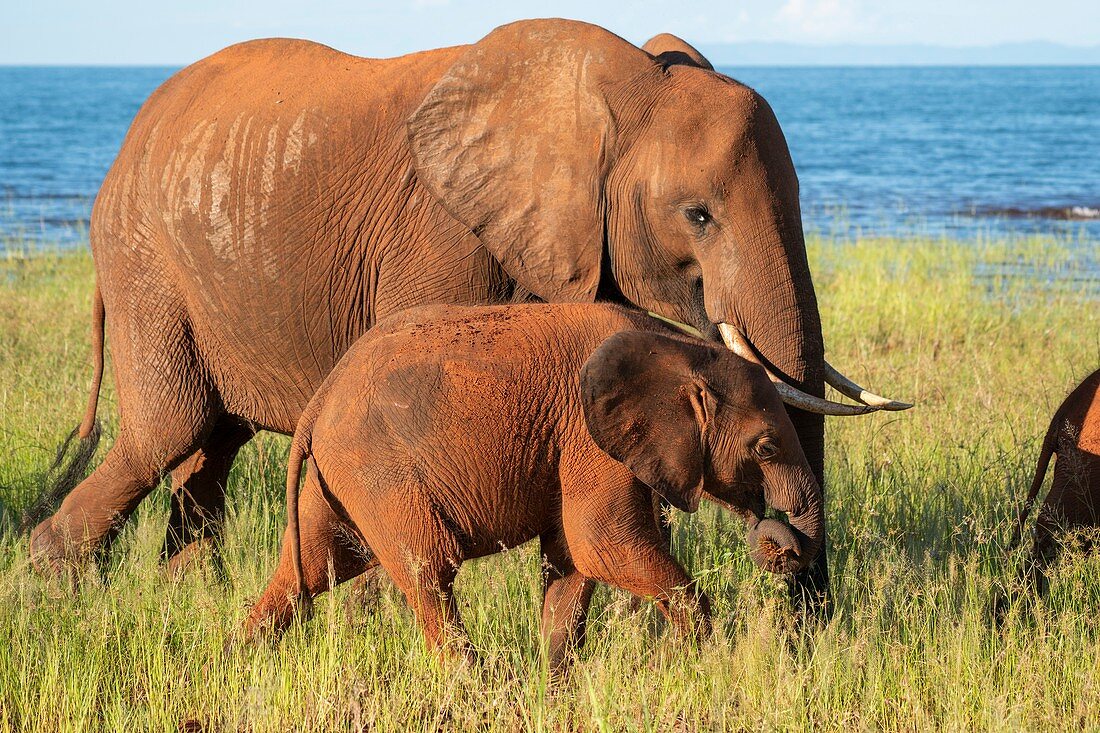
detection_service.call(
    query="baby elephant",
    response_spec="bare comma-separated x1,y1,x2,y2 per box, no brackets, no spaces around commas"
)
1011,368,1100,597
245,303,824,669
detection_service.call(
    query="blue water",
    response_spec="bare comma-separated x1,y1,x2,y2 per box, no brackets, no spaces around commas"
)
0,65,1097,248
733,66,1100,241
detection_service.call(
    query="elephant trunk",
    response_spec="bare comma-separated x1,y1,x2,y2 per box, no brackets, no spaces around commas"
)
759,462,826,573
784,491,825,571
746,518,802,574
704,210,828,491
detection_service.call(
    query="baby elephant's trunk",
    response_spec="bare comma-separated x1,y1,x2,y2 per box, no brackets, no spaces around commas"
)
749,464,825,574
747,518,803,574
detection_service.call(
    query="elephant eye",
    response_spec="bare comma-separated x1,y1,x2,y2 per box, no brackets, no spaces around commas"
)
753,437,778,461
683,205,712,228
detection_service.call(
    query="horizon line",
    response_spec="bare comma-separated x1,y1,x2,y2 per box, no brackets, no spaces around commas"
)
2,62,1098,69
3,38,1100,67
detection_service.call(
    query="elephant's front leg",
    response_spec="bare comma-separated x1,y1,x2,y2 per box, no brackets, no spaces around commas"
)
566,478,712,645
600,543,712,644
788,542,831,621
539,533,596,676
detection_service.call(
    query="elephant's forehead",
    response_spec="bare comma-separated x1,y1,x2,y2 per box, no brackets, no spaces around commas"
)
654,71,762,139
638,87,770,179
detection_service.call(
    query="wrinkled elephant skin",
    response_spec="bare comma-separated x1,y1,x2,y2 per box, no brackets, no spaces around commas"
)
32,22,907,616
1011,368,1100,599
245,303,824,671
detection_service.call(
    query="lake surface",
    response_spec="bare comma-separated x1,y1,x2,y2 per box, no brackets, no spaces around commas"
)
0,64,1097,248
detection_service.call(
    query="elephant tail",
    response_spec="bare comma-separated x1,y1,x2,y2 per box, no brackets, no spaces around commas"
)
78,281,105,440
286,379,334,611
286,414,314,611
1010,419,1059,549
19,283,105,534
286,345,359,609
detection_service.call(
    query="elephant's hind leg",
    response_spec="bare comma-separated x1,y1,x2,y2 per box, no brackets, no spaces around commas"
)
245,462,376,639
383,554,470,663
163,418,256,575
30,293,220,574
1027,508,1065,600
349,484,472,662
30,425,215,575
1024,454,1100,598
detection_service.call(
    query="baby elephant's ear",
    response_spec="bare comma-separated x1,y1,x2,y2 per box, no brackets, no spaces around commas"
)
580,331,715,513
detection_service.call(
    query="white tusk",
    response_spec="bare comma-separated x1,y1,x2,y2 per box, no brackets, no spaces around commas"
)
769,380,878,416
824,362,913,411
717,323,757,361
647,312,705,339
717,323,878,417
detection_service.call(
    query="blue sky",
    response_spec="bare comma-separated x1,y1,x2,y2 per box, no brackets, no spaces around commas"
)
4,0,1099,65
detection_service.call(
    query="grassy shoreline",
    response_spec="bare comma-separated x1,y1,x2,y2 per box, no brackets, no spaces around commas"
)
1,236,1099,731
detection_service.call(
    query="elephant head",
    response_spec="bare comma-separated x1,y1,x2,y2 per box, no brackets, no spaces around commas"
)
640,32,714,69
408,19,909,496
579,330,824,574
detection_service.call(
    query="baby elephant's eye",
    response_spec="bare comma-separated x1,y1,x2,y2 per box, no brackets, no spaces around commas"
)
754,438,778,461
683,205,711,227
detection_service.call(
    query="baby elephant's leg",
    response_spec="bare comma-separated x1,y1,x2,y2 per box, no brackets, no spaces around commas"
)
246,464,375,638
390,559,469,662
1028,509,1062,599
566,476,712,644
352,495,473,663
1027,457,1099,598
539,532,596,675
598,541,712,643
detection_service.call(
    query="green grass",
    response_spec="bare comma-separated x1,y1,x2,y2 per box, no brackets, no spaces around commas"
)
1,235,1098,731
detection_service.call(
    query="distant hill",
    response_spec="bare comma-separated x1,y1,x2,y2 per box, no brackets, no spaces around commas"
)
698,41,1100,66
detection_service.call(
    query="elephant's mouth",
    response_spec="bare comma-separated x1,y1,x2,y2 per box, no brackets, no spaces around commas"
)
746,517,802,575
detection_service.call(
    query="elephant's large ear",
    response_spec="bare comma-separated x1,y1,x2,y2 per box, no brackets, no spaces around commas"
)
580,331,717,513
641,33,714,70
408,19,657,302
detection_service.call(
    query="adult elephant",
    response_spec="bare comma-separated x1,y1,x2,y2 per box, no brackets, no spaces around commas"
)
31,19,908,615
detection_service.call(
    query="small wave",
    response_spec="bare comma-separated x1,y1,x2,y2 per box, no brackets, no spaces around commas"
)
964,205,1100,221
